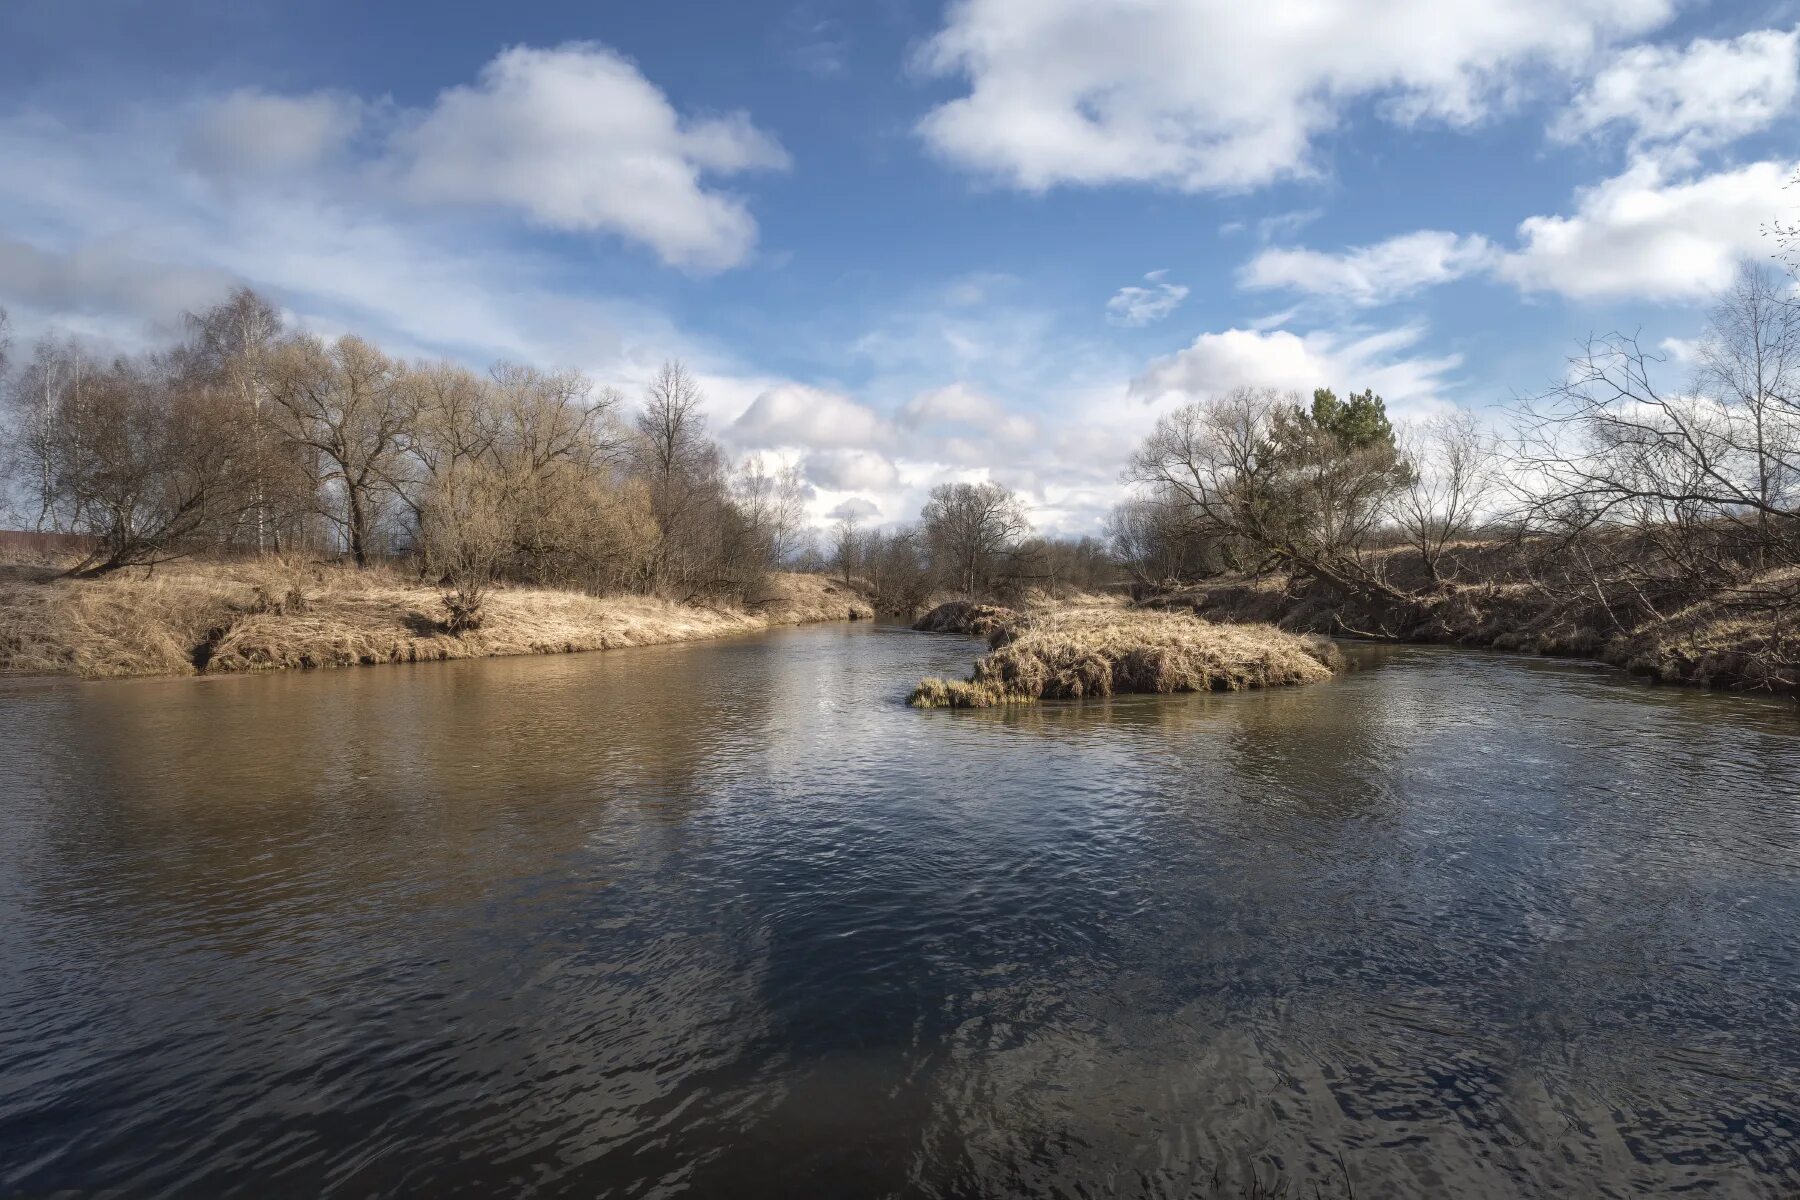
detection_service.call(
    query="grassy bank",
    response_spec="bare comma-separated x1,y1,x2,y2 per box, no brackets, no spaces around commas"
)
909,599,1022,638
1146,542,1799,696
0,557,873,680
909,601,1338,708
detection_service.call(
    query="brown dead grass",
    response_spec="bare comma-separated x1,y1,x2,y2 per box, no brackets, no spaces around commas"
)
1150,543,1798,696
910,606,1337,708
911,600,1022,639
0,557,874,680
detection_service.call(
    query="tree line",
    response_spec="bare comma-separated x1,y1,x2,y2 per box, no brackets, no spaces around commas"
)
820,482,1115,614
0,290,812,630
0,290,1110,626
7,257,1793,640
1111,261,1799,642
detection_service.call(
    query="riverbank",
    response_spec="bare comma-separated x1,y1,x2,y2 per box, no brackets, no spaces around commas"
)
0,558,873,679
1143,542,1799,697
909,600,1337,707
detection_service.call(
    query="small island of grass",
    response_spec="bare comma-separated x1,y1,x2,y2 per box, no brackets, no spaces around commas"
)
908,602,1339,708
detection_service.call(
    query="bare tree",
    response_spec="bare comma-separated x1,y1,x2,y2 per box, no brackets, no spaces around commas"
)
488,362,621,475
1511,264,1800,591
630,361,724,593
1692,262,1800,568
862,525,931,614
485,363,624,583
1105,490,1234,587
267,335,411,567
7,336,89,532
1125,386,1412,601
49,354,264,575
734,454,811,566
1392,410,1501,584
634,361,713,483
420,459,511,633
393,359,497,538
831,511,862,584
183,288,292,553
919,481,1031,598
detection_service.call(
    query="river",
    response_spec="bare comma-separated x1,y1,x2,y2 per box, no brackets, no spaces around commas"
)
1,623,1797,1198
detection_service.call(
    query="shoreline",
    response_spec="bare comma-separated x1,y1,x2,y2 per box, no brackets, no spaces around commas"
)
1141,557,1798,698
0,559,874,681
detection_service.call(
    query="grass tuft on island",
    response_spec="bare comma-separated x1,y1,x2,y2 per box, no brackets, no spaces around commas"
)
910,600,1021,639
0,556,874,680
909,604,1339,708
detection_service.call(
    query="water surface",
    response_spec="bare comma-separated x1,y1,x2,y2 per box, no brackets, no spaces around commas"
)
2,625,1797,1197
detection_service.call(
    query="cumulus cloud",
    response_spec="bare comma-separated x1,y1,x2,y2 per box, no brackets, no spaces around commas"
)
392,43,788,271
1551,27,1800,156
826,497,881,522
0,87,1127,539
1241,231,1495,306
160,44,792,273
1497,158,1796,300
1105,269,1189,325
901,382,1038,442
1129,323,1460,416
1239,153,1795,306
916,0,1672,191
0,236,238,331
0,99,743,386
182,89,363,180
802,448,901,492
729,383,894,449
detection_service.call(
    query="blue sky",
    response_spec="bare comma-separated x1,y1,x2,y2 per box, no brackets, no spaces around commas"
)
4,0,1799,532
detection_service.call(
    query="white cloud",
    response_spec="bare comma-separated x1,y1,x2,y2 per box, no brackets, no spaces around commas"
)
803,449,902,492
825,497,881,522
901,382,1038,442
1497,158,1796,300
1241,231,1496,305
780,9,851,78
1239,155,1797,306
1257,209,1324,242
917,0,1672,192
392,43,787,271
729,383,894,449
1129,323,1460,417
1105,270,1189,325
0,101,750,390
182,89,363,180
0,95,1140,538
1552,27,1800,155
0,236,238,332
1658,335,1701,363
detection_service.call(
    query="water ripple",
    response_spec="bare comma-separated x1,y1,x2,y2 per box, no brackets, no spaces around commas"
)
1,626,1797,1197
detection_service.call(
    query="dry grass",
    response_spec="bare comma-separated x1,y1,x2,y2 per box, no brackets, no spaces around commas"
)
1607,570,1800,693
0,557,873,680
910,606,1337,708
911,600,1021,639
1151,544,1799,697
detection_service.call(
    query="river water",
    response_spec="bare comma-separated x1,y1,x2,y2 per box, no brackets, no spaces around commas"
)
1,623,1797,1198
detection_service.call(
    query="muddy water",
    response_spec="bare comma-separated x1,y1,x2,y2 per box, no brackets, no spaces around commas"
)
1,624,1797,1197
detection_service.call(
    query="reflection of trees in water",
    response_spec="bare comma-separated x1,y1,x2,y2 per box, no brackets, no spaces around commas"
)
18,638,781,948
967,667,1394,823
8,632,1800,1195
3,648,800,1195
895,650,1800,1199
900,962,1798,1198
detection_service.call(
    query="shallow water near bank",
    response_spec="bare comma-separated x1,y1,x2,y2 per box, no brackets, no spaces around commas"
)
1,624,1797,1198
